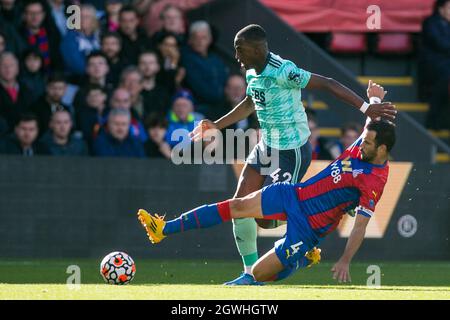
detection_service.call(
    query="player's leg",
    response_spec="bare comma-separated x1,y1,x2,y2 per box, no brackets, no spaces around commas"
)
137,188,266,244
251,248,285,282
229,162,265,283
252,247,321,282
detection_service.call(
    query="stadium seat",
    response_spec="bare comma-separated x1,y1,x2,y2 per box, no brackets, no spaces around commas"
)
329,32,368,54
375,33,413,54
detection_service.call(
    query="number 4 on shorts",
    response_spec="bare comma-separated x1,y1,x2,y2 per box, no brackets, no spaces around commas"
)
291,241,303,255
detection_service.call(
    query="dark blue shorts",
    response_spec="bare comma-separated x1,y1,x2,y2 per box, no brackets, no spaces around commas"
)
247,141,312,187
260,182,319,269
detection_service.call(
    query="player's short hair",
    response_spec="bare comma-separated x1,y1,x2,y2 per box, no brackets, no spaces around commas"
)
236,24,267,43
367,120,396,152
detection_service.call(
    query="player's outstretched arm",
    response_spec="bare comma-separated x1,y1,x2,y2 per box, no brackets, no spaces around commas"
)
306,74,396,121
189,96,255,142
331,214,370,283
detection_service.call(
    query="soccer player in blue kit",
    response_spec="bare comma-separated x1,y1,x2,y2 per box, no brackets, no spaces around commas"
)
138,81,396,283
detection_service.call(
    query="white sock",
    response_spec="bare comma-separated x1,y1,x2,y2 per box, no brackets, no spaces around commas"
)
244,266,252,275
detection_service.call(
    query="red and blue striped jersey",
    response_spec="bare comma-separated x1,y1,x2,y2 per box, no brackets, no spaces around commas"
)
295,128,389,237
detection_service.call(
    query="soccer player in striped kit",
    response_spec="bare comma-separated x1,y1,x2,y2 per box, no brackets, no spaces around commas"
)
138,81,395,283
188,24,396,285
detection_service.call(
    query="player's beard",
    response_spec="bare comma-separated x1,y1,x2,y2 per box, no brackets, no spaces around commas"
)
361,149,376,162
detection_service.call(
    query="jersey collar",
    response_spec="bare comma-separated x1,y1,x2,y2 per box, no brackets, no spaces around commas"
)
256,52,272,75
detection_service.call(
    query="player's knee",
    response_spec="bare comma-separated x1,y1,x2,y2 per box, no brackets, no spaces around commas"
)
229,198,248,215
255,218,275,229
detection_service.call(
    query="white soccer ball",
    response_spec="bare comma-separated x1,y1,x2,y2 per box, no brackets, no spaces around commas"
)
100,251,136,285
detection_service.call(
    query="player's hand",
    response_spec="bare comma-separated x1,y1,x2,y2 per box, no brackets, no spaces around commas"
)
367,79,387,100
189,119,219,142
331,260,352,283
366,102,397,121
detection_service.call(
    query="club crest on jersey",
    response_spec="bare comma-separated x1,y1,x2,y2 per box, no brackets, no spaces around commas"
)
288,70,303,84
352,169,364,178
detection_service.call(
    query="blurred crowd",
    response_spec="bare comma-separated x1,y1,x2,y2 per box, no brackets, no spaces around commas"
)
0,0,390,161
419,0,450,130
0,0,254,158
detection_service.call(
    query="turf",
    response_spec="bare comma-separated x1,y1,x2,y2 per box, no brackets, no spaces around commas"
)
1,259,449,299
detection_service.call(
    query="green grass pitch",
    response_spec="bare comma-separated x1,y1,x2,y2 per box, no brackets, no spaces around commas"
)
1,259,449,299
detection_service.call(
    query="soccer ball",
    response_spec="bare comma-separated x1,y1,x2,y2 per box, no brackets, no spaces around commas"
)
100,251,136,285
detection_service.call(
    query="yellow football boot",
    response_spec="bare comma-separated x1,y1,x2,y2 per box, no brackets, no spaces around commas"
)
305,247,321,267
137,209,166,244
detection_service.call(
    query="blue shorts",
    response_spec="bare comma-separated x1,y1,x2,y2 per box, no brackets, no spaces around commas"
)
261,182,319,269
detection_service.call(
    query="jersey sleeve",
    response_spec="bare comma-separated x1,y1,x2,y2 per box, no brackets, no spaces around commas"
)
277,61,311,89
355,177,384,218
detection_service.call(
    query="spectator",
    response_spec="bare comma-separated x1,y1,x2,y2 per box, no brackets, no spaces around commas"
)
19,0,62,72
60,4,101,77
0,113,48,155
76,84,108,148
181,21,228,115
0,0,21,29
119,66,145,120
138,50,171,116
73,51,113,111
118,5,151,65
154,31,185,94
142,0,209,36
151,4,186,44
31,72,71,135
93,108,145,157
328,122,362,159
0,52,33,131
19,48,46,103
306,109,332,160
165,89,203,148
0,16,26,56
420,0,450,130
40,109,88,156
48,0,69,37
143,112,171,158
109,87,147,143
100,0,123,33
101,32,129,86
220,74,256,129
